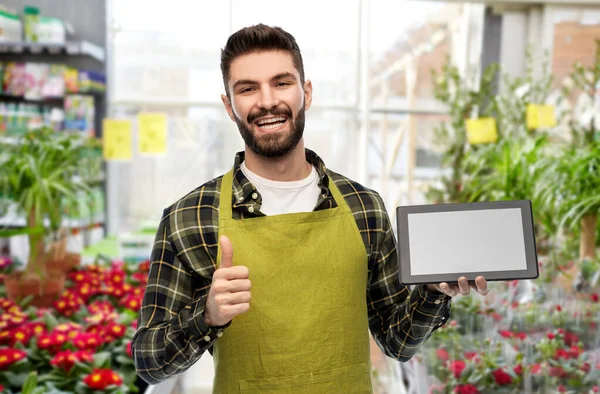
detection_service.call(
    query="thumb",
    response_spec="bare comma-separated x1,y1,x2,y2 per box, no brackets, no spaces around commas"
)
219,235,234,269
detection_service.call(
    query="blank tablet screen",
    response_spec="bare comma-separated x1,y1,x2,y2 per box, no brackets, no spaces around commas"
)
407,208,528,275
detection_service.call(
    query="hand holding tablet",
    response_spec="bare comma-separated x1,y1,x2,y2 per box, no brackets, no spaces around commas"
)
397,200,539,291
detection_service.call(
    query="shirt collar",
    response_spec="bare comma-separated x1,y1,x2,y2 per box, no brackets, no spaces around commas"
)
230,148,330,208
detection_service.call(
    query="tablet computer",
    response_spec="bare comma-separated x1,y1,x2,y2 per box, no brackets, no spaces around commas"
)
396,200,539,285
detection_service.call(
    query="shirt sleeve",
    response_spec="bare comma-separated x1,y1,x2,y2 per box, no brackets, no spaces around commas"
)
131,210,228,385
367,198,451,362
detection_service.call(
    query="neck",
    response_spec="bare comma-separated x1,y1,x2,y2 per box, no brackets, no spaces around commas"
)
244,140,312,182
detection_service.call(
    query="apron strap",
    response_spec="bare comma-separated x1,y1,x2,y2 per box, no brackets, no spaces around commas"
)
219,169,235,221
326,173,352,214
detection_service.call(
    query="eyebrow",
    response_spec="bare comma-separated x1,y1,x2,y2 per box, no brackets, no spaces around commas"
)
232,72,297,91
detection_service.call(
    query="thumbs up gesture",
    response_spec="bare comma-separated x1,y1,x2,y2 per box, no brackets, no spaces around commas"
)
204,236,252,327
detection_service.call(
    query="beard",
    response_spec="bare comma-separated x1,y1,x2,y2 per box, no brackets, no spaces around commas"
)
234,103,305,158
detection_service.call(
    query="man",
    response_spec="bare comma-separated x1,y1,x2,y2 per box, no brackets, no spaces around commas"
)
132,24,489,393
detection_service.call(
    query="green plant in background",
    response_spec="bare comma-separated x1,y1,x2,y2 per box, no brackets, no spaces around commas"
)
426,59,500,204
537,40,600,265
0,128,93,277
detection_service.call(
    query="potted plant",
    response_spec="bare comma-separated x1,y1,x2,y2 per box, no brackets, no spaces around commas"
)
425,59,500,204
0,127,93,306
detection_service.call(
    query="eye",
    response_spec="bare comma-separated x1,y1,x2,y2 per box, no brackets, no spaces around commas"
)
239,87,255,93
276,82,290,87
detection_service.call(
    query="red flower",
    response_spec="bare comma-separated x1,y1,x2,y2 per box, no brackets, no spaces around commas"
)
449,360,466,379
139,260,150,272
9,327,32,346
558,385,566,393
104,322,127,341
513,364,523,375
547,332,555,340
120,295,142,312
592,386,599,393
499,330,513,338
126,341,133,357
50,351,78,372
531,364,542,374
550,366,569,378
556,305,562,312
514,332,527,340
83,368,123,390
567,345,583,359
554,348,569,360
436,349,449,363
582,363,591,373
453,384,479,394
463,352,480,363
492,368,512,385
0,348,27,370
563,332,579,347
0,383,4,391
74,332,103,351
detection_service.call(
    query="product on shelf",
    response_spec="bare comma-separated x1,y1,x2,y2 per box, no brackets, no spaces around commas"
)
22,6,39,43
0,101,60,135
78,70,106,93
3,62,27,96
64,94,95,136
0,9,22,42
41,64,66,97
24,62,49,100
64,67,78,93
36,16,65,45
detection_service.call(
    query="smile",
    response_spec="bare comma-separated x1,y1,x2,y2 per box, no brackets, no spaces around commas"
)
254,116,288,132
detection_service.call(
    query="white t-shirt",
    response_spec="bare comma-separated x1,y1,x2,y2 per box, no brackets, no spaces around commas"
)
240,162,321,216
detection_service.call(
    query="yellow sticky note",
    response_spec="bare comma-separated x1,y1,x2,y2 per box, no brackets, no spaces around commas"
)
138,113,167,155
466,118,498,145
527,104,556,130
103,119,132,161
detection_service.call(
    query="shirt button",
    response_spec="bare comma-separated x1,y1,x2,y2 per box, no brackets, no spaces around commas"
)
203,335,211,342
217,331,223,338
238,197,244,202
435,299,441,305
252,192,258,200
248,206,255,213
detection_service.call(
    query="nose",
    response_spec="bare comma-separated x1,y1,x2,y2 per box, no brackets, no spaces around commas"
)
257,86,280,110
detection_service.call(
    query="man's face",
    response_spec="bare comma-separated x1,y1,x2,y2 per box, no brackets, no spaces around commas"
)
222,51,312,158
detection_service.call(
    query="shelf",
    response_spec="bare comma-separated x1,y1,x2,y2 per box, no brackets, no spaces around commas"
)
0,212,105,229
0,40,105,63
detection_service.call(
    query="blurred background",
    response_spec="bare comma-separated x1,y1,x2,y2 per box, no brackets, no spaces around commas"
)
0,0,600,393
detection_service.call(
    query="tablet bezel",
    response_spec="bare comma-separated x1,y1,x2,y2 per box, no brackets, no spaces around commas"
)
396,200,539,285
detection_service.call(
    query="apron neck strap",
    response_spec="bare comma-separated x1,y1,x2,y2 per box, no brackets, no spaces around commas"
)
220,169,235,221
219,167,351,220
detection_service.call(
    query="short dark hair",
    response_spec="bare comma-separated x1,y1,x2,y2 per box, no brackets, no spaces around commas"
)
220,24,305,96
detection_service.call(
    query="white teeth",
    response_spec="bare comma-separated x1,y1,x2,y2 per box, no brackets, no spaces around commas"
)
257,116,286,126
259,121,285,130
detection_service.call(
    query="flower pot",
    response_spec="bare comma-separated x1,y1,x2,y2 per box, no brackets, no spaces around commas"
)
4,270,65,308
47,252,81,273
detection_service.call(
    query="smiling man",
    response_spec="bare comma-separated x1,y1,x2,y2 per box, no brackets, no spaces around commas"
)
132,24,489,394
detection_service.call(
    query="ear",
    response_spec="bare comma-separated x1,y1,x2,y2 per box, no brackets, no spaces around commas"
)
221,94,236,122
303,80,313,111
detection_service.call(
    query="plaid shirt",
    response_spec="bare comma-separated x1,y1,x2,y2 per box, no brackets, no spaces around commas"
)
132,149,452,385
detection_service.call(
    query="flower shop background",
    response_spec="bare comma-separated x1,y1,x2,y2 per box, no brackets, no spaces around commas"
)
2,1,600,394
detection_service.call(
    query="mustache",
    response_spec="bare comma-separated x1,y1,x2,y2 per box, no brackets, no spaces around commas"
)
247,106,292,124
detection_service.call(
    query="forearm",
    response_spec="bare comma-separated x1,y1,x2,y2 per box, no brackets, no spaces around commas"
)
132,295,226,384
369,285,451,362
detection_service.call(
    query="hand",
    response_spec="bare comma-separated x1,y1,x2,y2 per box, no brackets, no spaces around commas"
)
204,236,252,327
427,276,488,298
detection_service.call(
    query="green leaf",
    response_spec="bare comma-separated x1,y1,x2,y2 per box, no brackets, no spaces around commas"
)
43,311,60,330
21,371,39,394
93,351,112,368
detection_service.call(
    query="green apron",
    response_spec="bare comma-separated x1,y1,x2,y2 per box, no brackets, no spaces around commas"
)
212,169,373,393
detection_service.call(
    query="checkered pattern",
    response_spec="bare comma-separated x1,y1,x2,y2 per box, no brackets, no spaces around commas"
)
132,149,451,384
